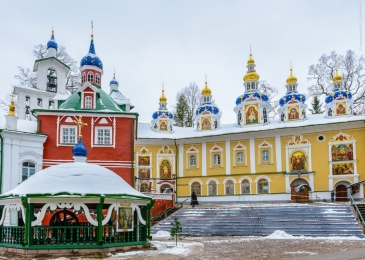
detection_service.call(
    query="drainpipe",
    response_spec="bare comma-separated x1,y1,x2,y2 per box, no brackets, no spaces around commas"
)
0,130,3,194
31,110,40,133
173,139,178,204
130,115,138,187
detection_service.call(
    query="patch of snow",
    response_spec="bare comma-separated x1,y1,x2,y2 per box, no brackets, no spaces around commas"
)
266,230,295,239
152,230,170,238
285,251,317,255
264,230,364,240
323,209,347,214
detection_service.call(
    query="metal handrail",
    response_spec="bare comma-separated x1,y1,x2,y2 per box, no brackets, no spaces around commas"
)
151,201,171,214
152,199,188,222
349,193,365,226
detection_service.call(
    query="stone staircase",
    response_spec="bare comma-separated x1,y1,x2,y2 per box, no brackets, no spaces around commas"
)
151,204,364,237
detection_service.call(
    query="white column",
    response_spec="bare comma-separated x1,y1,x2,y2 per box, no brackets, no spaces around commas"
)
285,175,290,193
308,146,312,172
225,140,230,175
309,173,314,191
2,139,12,193
179,143,184,177
275,135,282,172
11,139,20,189
353,142,358,175
202,141,207,176
250,137,255,173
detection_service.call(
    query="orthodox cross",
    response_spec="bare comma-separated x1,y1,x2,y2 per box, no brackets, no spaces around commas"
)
73,116,88,138
9,93,16,101
8,93,16,116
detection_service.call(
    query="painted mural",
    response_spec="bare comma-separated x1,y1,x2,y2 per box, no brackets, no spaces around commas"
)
159,121,168,130
331,144,353,161
288,106,300,120
290,151,307,172
245,105,259,124
160,160,172,178
118,207,133,231
138,168,150,179
332,163,354,175
138,156,150,166
336,103,347,115
201,117,212,130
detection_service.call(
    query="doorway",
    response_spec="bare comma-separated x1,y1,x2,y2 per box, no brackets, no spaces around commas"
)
291,178,310,202
335,185,348,202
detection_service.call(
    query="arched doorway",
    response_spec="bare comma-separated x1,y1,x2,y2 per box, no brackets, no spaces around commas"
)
160,183,173,193
335,184,348,202
291,178,310,202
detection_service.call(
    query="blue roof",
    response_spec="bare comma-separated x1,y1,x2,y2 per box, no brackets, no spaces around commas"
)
110,76,119,85
235,91,269,105
47,33,58,50
80,39,103,70
325,90,352,104
72,138,88,157
195,104,220,115
152,110,174,119
279,93,307,106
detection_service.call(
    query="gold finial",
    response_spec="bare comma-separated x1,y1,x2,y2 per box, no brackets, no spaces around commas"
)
73,116,88,138
332,60,342,83
202,74,212,95
91,21,94,39
8,93,16,116
52,26,54,35
286,61,297,84
247,45,255,65
114,68,115,78
160,83,167,102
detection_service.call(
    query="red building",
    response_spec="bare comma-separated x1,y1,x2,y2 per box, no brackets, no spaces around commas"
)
33,34,138,185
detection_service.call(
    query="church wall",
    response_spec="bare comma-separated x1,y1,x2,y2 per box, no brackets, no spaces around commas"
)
184,143,202,177
206,141,226,176
230,140,251,175
255,137,276,173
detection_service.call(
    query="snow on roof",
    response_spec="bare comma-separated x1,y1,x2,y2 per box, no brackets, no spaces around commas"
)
0,116,37,133
2,162,149,198
110,90,133,106
53,93,70,100
138,114,365,140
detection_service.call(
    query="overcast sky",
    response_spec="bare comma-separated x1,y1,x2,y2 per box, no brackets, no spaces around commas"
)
0,1,363,123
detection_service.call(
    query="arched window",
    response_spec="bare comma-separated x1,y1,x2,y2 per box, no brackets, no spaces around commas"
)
191,182,201,195
257,179,269,194
213,154,220,165
208,181,217,196
241,180,250,194
37,98,42,108
225,180,234,195
95,74,101,85
262,150,269,162
87,72,94,83
237,152,244,163
140,183,148,192
82,73,86,83
22,161,35,182
190,155,197,166
263,107,267,123
85,96,92,109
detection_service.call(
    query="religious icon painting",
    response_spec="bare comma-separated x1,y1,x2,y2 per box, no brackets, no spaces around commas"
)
245,105,259,124
160,159,171,178
287,106,300,120
332,163,354,175
335,103,347,115
138,156,150,166
159,121,168,131
331,143,353,161
290,151,307,172
117,207,134,232
201,117,212,130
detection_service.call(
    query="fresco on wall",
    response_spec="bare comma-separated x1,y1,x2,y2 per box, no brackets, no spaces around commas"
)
332,163,354,175
160,160,172,178
159,121,168,130
290,151,307,172
245,105,259,124
287,106,300,120
331,144,353,161
336,103,347,115
138,168,150,179
138,156,150,166
201,117,212,130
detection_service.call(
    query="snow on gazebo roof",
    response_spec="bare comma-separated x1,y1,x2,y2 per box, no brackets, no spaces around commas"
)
2,162,149,199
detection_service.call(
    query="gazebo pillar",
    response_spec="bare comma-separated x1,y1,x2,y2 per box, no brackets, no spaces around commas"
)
97,196,105,245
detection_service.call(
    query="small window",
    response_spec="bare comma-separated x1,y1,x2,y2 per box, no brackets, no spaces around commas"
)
62,127,76,144
85,96,92,109
237,152,244,163
213,154,220,165
87,72,94,83
258,179,269,194
191,182,201,195
37,98,42,108
241,180,250,194
225,180,234,195
95,74,101,85
208,181,217,196
97,128,111,145
82,73,86,83
190,155,197,166
262,150,269,162
317,135,325,142
22,162,35,182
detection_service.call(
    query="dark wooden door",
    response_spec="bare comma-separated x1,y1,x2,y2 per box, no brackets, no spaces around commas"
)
336,185,348,202
291,178,309,202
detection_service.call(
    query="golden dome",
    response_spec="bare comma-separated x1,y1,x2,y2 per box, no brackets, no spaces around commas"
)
159,87,167,102
286,68,297,84
202,76,212,96
247,53,255,65
333,68,342,83
243,70,260,82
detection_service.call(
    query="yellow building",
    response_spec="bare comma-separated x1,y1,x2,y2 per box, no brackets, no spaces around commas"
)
135,54,365,203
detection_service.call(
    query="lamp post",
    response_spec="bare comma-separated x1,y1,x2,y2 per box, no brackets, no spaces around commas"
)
172,174,177,205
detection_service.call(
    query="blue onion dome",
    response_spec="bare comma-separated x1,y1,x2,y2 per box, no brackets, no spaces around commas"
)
196,104,220,116
110,73,119,85
72,138,88,157
80,36,103,70
47,29,58,50
325,90,352,104
279,93,306,106
236,91,269,105
152,110,174,120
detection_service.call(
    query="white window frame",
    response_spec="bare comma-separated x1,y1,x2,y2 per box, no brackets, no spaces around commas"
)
262,150,270,162
213,154,220,165
88,72,94,83
237,152,244,163
82,72,86,83
85,96,92,109
190,155,197,167
95,126,112,145
95,74,101,85
60,125,77,144
22,161,36,182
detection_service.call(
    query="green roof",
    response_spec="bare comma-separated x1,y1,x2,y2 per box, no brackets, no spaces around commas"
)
34,57,70,70
59,86,126,112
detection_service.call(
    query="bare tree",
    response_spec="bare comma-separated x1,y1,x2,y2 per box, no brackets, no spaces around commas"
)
307,50,365,114
259,80,279,118
175,82,201,127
